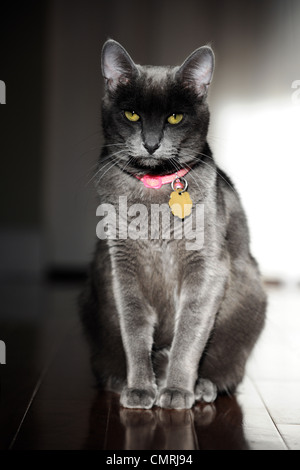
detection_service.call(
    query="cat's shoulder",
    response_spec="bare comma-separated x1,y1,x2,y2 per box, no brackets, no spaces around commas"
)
215,166,245,216
215,167,236,194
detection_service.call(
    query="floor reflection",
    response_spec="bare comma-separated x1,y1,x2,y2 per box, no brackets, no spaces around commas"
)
84,391,250,450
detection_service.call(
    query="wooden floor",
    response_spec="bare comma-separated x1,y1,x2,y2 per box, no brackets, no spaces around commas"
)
0,279,300,450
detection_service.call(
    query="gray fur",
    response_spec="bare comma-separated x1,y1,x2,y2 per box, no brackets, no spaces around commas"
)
79,40,266,409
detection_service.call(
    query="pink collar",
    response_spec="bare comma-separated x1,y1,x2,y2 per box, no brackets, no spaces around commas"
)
135,168,189,189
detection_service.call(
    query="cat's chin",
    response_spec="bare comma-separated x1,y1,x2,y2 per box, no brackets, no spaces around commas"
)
126,157,178,176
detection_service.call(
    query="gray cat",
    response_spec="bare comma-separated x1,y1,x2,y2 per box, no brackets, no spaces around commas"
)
79,39,266,409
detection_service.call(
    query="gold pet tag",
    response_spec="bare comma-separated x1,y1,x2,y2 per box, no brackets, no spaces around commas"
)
169,188,193,219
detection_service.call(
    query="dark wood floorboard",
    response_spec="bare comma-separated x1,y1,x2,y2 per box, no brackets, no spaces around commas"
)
1,281,299,450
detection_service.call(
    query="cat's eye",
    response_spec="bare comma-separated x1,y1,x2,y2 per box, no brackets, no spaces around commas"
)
167,113,183,125
124,111,140,122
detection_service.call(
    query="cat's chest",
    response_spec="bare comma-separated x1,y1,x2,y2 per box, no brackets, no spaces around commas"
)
140,241,177,279
138,241,183,347
136,240,181,309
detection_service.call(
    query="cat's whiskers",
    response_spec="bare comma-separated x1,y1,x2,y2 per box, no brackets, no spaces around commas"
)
197,155,238,195
98,152,125,165
95,150,129,185
77,146,102,160
183,163,205,198
86,149,127,186
83,147,127,183
85,159,112,187
78,144,127,179
103,142,127,148
121,155,135,174
72,129,102,148
178,150,238,196
85,154,117,180
84,161,100,179
96,160,124,185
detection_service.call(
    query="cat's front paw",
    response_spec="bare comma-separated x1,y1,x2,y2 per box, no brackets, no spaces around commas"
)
157,387,195,409
120,386,157,409
195,378,217,403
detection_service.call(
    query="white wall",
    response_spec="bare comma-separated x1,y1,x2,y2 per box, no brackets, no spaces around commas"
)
210,99,300,282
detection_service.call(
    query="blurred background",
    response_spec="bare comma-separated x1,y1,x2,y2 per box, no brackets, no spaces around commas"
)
0,0,300,283
1,1,300,450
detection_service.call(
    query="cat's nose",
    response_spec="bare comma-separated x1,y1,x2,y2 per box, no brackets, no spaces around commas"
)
143,141,160,155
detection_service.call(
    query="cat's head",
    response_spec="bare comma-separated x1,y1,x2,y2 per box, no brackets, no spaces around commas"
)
101,39,214,174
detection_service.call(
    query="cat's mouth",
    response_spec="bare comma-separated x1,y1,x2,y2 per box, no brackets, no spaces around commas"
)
127,155,180,175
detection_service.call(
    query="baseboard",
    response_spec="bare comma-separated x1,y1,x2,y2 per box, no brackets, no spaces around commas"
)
46,267,87,282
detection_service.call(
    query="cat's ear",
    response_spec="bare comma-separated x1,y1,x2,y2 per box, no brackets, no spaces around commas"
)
177,46,214,96
101,39,138,92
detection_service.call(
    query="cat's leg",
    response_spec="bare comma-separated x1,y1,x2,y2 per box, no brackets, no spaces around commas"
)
118,293,157,409
111,258,157,409
197,269,266,397
157,260,227,410
118,294,157,409
79,267,128,393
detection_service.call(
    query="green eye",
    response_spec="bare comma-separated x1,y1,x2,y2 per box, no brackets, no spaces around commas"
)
167,113,183,125
125,110,140,122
